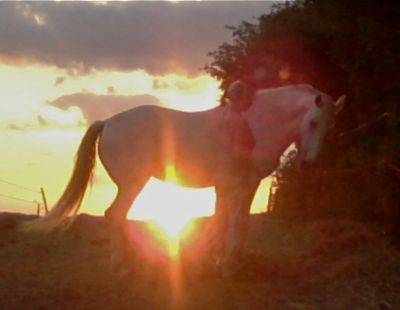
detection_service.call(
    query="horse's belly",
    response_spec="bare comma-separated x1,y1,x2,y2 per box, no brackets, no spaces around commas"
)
154,176,214,188
153,159,216,188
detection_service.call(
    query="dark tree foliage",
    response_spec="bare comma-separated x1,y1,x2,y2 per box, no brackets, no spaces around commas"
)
205,0,400,234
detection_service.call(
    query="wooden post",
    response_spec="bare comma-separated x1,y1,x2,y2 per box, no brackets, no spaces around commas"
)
40,187,49,214
35,201,40,217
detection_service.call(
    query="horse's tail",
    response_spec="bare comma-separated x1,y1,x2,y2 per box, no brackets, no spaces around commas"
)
22,121,105,231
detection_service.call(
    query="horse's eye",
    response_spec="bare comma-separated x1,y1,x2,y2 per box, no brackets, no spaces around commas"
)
309,120,318,130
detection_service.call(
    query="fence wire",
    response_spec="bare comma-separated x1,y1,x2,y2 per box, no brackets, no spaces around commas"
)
320,111,400,175
335,112,400,140
0,177,40,194
0,177,42,213
0,192,37,204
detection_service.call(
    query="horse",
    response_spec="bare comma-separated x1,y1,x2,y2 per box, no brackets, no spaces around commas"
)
25,83,345,277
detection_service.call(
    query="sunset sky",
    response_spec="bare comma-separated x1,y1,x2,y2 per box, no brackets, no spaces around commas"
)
0,1,275,225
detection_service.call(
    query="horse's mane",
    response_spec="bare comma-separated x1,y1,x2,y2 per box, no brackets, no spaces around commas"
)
255,84,335,110
259,83,315,94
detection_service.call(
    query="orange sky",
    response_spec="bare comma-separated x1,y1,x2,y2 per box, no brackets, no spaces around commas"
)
0,2,275,233
0,64,271,223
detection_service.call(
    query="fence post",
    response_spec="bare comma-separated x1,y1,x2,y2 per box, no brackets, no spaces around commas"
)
40,187,49,214
36,201,40,217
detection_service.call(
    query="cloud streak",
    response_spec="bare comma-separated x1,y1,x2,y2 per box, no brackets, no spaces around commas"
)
0,1,273,75
50,92,161,123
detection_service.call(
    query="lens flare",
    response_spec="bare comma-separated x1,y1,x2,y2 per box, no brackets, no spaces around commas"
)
156,164,193,255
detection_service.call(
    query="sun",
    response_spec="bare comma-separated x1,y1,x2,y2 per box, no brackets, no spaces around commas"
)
127,165,216,245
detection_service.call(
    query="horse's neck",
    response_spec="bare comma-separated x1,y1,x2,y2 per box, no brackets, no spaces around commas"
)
245,87,312,175
254,86,313,117
251,88,310,137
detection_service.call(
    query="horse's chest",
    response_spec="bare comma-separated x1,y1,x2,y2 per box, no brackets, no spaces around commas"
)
253,157,279,178
249,142,281,178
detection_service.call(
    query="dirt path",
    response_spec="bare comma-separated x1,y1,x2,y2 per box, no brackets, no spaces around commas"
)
0,213,399,309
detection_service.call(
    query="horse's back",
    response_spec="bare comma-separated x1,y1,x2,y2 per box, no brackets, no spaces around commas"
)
98,105,224,187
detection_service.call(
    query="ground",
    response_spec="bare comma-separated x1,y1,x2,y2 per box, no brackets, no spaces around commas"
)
0,212,399,310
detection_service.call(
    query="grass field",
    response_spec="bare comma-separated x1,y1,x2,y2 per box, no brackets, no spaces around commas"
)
1,212,399,310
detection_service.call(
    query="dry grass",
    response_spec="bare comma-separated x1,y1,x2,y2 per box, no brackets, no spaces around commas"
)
0,212,399,309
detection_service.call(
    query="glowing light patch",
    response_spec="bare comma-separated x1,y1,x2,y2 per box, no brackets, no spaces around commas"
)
128,165,215,240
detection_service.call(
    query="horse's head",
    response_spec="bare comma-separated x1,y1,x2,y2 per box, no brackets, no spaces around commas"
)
223,80,255,112
298,94,346,168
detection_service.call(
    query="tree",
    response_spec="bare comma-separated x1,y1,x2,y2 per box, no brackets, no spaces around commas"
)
206,0,400,233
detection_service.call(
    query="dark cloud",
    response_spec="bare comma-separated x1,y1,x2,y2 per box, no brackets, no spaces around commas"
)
0,1,274,75
7,114,75,130
153,79,169,90
107,86,116,95
7,123,30,131
37,115,48,127
152,77,203,94
51,93,161,123
54,76,66,86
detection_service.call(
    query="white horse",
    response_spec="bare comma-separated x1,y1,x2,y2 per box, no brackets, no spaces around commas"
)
26,83,345,276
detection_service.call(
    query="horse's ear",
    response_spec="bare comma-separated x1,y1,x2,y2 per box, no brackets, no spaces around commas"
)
315,95,323,108
335,95,346,114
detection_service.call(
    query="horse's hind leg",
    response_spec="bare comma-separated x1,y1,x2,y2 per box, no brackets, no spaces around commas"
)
105,181,147,277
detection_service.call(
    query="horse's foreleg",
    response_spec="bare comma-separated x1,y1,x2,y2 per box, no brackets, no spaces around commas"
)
220,176,260,277
105,182,146,277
